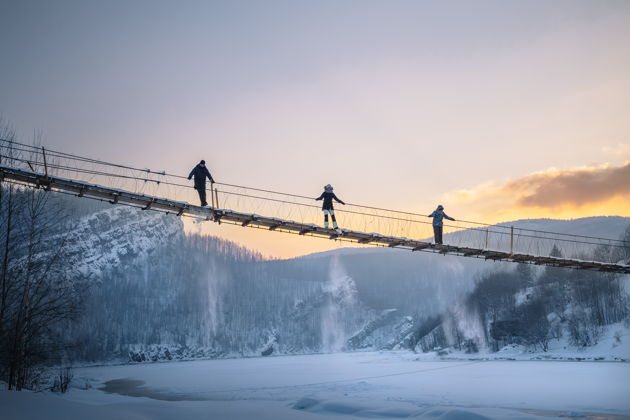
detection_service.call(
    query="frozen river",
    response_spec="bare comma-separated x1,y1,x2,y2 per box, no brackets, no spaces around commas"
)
2,352,629,420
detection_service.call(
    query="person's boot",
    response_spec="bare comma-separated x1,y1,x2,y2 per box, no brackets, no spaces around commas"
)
333,221,342,234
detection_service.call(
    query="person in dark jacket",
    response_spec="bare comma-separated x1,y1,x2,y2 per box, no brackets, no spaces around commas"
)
428,205,455,245
188,160,215,206
315,184,345,230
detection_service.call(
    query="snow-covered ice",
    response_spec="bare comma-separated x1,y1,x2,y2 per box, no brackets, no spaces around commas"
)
2,351,629,420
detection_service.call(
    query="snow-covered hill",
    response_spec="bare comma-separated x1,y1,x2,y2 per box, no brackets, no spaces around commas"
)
57,206,183,280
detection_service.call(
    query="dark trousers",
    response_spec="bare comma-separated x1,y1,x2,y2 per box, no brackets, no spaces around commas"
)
323,209,337,224
433,225,443,244
196,187,207,206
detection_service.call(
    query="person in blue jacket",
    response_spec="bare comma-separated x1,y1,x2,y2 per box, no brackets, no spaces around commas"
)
188,160,215,206
428,205,455,244
315,184,345,230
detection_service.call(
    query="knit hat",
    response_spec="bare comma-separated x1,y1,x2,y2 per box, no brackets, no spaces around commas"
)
324,184,333,192
200,160,206,165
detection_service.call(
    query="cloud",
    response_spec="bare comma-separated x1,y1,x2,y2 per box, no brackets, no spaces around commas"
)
445,161,630,221
505,162,630,208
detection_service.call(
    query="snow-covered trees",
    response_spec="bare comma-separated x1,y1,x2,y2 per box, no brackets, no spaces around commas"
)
416,229,630,354
0,186,86,390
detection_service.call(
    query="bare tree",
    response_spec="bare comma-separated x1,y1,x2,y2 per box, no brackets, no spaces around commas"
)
0,134,86,390
0,121,21,351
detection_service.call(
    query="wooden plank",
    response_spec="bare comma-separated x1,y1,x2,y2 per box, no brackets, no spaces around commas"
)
242,216,257,227
462,248,485,257
142,198,155,210
412,243,431,252
484,251,509,260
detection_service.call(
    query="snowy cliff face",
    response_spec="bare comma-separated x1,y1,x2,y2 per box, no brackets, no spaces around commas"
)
58,206,183,280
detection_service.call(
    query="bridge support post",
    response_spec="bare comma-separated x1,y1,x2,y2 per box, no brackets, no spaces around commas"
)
210,182,215,209
41,147,52,190
42,147,49,178
510,226,514,255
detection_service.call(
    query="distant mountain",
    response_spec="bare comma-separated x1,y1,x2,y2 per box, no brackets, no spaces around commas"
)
497,216,629,239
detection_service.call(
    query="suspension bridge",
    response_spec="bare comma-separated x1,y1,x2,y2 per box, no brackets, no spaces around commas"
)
0,139,629,274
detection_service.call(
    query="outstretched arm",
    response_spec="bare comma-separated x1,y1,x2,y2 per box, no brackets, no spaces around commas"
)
444,213,455,221
315,193,324,201
188,167,195,180
204,167,214,183
332,194,345,205
427,211,435,218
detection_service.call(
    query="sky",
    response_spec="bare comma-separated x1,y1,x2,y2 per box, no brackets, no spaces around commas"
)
1,0,629,258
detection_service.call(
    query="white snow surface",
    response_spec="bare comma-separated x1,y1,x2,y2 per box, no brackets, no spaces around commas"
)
2,352,629,420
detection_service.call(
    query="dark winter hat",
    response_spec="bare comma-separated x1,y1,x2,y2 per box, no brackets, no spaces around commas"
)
200,160,206,165
437,205,444,210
